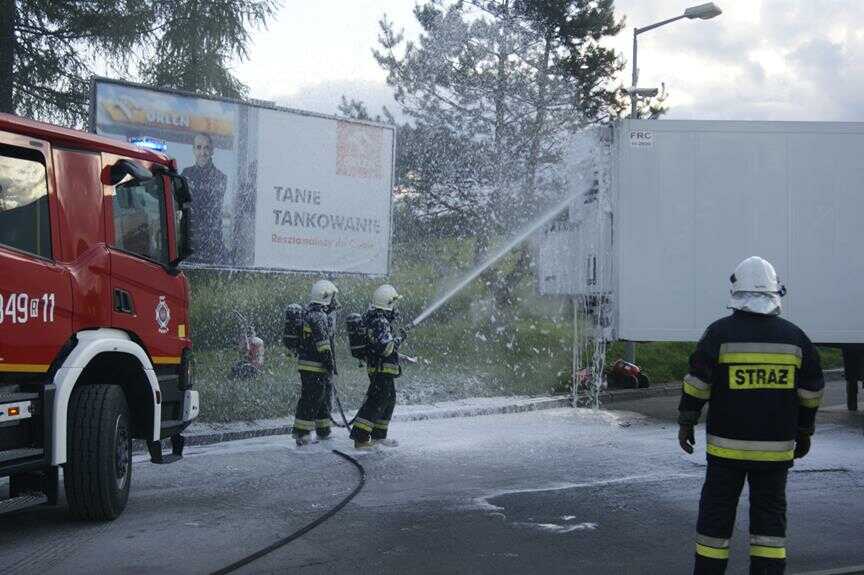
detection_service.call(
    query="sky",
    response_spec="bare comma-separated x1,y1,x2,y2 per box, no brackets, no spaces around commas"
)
233,0,864,122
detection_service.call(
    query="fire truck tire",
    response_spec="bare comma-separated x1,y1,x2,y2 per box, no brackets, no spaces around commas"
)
64,384,132,520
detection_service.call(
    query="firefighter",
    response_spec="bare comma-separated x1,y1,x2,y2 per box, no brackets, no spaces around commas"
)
678,256,824,575
292,279,339,446
350,284,404,449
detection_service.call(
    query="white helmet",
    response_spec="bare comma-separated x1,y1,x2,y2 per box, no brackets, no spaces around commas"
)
730,256,784,295
372,284,401,311
309,279,339,306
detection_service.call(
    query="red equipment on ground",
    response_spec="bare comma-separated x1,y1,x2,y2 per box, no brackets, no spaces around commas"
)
607,359,650,389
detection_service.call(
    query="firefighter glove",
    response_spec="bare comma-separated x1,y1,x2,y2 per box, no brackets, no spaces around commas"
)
399,327,409,342
794,432,811,459
678,424,695,454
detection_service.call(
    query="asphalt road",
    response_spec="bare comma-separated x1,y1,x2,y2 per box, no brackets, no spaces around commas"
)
1,380,862,575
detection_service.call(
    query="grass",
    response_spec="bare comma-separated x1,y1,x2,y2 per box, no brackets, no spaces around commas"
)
603,341,696,388
194,311,577,423
187,236,844,423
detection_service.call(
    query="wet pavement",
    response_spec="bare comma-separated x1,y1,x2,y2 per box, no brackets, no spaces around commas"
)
1,381,862,574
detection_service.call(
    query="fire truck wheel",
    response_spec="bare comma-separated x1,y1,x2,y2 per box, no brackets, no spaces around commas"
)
64,384,132,520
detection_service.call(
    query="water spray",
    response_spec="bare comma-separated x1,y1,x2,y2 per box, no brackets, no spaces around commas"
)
409,189,588,328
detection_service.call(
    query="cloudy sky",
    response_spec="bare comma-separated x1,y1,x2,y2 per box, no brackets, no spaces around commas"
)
234,0,864,121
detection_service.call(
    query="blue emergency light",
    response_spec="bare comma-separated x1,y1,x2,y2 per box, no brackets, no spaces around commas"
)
129,136,168,153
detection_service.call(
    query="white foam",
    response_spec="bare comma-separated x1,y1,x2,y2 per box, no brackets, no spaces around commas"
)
518,522,599,534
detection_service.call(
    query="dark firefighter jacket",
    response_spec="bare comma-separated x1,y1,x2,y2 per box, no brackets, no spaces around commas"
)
363,309,401,377
679,310,825,469
297,304,335,374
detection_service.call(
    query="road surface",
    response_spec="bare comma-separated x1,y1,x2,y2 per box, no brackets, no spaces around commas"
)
1,381,862,574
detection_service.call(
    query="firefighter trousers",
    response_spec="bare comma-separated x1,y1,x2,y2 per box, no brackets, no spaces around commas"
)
293,372,332,438
694,462,788,575
350,374,396,442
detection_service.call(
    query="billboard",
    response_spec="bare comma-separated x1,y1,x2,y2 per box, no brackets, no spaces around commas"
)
91,78,394,275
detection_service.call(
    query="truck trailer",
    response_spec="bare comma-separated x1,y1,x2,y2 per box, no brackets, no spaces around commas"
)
539,120,864,405
614,119,864,345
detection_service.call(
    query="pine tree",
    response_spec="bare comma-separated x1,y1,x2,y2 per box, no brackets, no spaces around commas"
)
0,0,278,126
375,0,643,306
0,0,155,125
375,0,636,242
140,0,277,98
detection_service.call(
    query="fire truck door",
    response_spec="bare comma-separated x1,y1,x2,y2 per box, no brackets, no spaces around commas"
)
105,168,186,365
0,135,72,375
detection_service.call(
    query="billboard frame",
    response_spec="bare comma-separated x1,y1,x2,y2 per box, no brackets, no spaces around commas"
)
89,76,396,278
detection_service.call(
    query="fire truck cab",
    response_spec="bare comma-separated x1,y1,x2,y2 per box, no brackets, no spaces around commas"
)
0,113,199,519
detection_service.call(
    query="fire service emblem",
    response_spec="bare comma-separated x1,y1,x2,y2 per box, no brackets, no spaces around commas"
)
155,296,171,334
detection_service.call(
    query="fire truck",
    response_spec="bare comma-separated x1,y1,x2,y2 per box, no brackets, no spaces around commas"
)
0,113,199,519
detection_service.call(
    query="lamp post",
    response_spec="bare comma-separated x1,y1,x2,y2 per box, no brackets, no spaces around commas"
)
630,2,722,118
623,2,722,364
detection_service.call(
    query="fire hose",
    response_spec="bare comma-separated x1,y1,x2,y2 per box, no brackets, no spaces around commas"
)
329,375,352,429
210,449,366,575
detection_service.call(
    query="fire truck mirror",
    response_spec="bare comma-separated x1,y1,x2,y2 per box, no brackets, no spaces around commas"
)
104,159,153,186
170,175,193,266
171,205,193,267
171,175,192,205
169,174,193,267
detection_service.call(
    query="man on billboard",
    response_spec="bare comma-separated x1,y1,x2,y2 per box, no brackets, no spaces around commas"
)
183,133,226,263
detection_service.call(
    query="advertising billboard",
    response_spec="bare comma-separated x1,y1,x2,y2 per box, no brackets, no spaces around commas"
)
91,78,394,275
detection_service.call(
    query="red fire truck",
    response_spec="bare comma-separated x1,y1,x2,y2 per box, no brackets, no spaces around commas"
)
0,113,199,519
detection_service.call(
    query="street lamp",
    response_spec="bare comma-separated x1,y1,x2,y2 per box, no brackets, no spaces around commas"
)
630,2,722,118
623,2,722,363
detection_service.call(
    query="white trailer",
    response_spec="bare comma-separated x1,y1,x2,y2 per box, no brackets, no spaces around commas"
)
614,119,864,344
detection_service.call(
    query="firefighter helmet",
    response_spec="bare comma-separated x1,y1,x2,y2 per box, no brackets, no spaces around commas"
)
309,279,339,306
730,257,785,295
372,284,401,311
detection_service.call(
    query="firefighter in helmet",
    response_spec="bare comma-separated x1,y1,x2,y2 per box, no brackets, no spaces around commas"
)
350,284,404,449
679,256,824,575
292,279,339,446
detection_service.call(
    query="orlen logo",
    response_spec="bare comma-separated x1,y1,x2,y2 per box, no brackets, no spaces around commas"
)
629,129,654,148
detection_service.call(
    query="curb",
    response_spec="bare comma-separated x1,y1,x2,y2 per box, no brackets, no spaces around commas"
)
139,381,684,451
793,567,864,575
601,382,682,402
142,372,846,451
